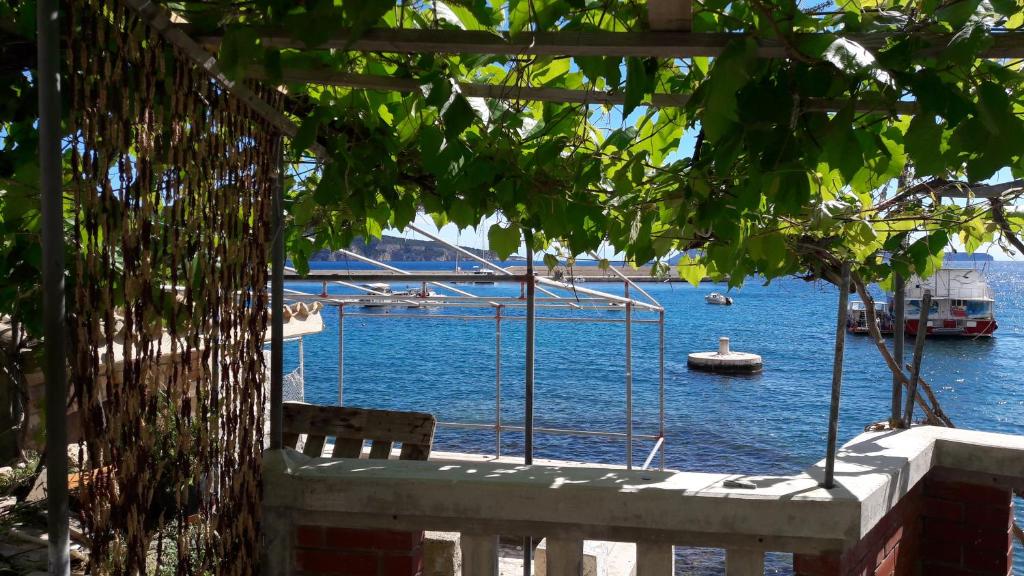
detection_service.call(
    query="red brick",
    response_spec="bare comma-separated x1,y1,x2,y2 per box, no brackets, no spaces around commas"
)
295,549,377,576
324,528,423,551
379,553,423,576
964,542,1011,574
924,497,964,522
925,481,1011,508
964,504,1012,529
884,526,904,554
922,534,962,566
794,552,841,576
297,525,326,548
874,544,897,576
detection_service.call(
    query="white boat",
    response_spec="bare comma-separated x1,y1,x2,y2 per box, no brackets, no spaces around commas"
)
398,283,440,307
357,283,394,308
469,267,494,285
846,301,893,334
900,268,997,337
705,292,733,306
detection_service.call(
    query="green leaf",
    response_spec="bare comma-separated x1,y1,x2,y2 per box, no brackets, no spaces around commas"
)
624,57,656,117
488,223,521,260
443,94,476,138
543,253,559,270
343,0,397,45
676,255,707,287
904,115,947,177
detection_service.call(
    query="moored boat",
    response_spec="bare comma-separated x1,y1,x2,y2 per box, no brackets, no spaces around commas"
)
705,292,733,306
358,283,394,308
846,301,893,334
902,268,997,337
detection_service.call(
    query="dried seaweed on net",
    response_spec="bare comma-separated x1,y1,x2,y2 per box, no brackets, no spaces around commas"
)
66,0,280,572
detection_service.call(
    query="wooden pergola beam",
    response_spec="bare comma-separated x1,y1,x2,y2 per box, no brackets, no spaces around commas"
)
648,0,692,32
251,67,920,114
911,179,1024,199
125,0,330,161
185,26,1024,59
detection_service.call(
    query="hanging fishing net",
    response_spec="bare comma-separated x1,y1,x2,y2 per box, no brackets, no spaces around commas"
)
65,0,281,572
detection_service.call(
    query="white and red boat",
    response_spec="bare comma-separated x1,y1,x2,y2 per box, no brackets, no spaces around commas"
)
846,267,997,337
901,268,997,337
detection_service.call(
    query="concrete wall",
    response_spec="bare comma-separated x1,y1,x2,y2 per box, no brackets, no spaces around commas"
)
794,474,1013,576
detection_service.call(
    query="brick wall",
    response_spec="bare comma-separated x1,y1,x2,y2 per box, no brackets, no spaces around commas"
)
293,525,424,576
794,474,1013,576
921,478,1013,576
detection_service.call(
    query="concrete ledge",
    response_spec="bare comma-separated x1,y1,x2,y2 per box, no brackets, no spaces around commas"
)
263,426,1024,556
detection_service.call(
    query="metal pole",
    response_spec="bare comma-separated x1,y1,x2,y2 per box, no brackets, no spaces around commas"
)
658,310,665,471
903,290,931,427
495,305,502,458
625,282,633,470
523,244,536,576
38,0,69,571
891,274,905,426
823,263,851,490
298,336,305,382
269,143,284,450
338,303,345,406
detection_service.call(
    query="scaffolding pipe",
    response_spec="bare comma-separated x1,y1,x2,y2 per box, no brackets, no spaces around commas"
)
625,283,633,470
823,263,851,490
523,245,536,576
338,304,345,406
891,274,905,425
537,276,662,311
38,0,70,570
495,305,502,457
588,250,662,308
405,222,571,304
331,248,489,300
298,337,305,382
659,310,666,471
270,146,285,451
439,422,660,440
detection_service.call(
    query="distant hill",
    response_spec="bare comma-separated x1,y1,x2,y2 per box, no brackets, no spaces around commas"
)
311,235,500,262
944,252,994,262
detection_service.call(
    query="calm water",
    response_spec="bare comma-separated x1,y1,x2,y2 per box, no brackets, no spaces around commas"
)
283,261,1024,575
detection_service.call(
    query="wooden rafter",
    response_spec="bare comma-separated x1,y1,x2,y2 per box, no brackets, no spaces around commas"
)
648,0,692,32
909,178,1024,199
184,26,1024,59
250,67,920,114
124,0,330,161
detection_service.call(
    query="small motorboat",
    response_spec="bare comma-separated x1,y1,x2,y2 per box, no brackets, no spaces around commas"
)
358,283,394,308
705,292,733,306
398,283,440,307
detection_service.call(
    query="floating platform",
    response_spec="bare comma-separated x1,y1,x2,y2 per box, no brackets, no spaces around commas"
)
688,337,762,374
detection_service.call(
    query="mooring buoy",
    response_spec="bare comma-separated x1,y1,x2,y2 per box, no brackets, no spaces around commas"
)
687,337,763,374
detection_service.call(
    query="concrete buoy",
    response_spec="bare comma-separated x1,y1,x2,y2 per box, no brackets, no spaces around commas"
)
688,337,763,374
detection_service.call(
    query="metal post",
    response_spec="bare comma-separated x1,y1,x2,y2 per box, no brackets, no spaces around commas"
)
903,290,931,427
495,305,502,458
338,303,345,406
625,282,633,470
523,244,536,576
658,310,665,471
891,274,905,426
298,336,305,382
823,263,851,490
38,0,69,571
269,144,284,450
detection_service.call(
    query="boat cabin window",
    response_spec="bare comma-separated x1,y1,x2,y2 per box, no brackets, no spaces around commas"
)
907,299,939,316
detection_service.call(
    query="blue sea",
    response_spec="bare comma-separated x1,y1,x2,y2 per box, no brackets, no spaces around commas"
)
283,260,1024,575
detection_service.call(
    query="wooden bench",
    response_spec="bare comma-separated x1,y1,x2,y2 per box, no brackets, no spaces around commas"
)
282,401,436,461
278,402,441,575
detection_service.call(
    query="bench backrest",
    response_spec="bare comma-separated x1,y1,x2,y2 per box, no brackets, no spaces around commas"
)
281,401,436,460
